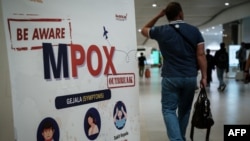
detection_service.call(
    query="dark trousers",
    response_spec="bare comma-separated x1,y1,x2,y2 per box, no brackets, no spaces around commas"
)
139,66,145,77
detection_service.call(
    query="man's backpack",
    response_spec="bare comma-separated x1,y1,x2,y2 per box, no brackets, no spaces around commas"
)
216,51,228,69
190,88,214,141
218,53,227,62
238,49,246,61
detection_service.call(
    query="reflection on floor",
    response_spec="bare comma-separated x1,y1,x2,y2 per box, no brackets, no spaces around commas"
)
139,67,250,141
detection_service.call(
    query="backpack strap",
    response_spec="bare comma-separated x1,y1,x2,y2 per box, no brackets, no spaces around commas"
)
169,24,199,70
169,24,196,52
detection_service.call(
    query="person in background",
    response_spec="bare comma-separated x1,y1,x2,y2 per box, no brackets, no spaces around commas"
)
236,42,247,71
138,52,147,77
141,2,207,141
244,51,250,83
214,42,229,91
206,49,215,87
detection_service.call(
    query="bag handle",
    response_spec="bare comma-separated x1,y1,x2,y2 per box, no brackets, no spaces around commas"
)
196,88,207,101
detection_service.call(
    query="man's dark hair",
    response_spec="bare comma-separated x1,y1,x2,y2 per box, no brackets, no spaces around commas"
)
42,121,54,131
206,49,210,53
165,2,183,21
220,42,225,49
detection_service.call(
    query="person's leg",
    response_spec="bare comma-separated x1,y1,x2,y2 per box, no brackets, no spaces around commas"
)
216,67,223,88
240,61,244,71
161,77,184,141
243,61,246,71
139,66,143,77
207,68,212,86
178,77,196,141
142,66,145,77
220,69,226,91
217,67,227,91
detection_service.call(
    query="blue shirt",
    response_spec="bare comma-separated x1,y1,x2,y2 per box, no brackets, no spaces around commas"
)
149,20,204,77
115,118,126,128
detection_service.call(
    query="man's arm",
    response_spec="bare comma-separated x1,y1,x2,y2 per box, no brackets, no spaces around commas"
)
243,53,250,83
197,43,207,88
141,9,166,38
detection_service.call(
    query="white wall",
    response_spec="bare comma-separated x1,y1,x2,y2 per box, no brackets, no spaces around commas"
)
242,17,250,43
202,25,223,51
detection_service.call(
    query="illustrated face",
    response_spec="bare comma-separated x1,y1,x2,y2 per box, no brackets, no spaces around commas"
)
118,110,122,118
42,128,54,140
88,116,94,125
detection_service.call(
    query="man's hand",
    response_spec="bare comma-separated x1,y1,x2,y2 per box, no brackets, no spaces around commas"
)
157,9,166,18
141,9,166,38
200,78,207,88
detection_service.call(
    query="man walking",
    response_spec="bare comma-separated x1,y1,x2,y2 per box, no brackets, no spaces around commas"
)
206,49,215,86
138,52,147,77
214,42,229,91
141,2,207,141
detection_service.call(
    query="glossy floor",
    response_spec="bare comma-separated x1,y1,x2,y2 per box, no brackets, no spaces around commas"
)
139,67,250,141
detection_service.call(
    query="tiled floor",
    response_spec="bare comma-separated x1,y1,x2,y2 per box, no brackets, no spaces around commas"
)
139,67,250,141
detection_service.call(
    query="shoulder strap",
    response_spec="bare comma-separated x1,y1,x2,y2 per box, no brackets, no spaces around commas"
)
169,24,196,51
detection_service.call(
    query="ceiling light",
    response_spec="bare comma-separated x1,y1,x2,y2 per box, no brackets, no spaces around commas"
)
152,0,157,7
225,2,229,6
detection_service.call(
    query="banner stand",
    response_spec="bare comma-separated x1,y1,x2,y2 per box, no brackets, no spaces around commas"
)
1,0,139,141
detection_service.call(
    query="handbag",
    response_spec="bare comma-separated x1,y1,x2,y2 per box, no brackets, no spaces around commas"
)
190,88,214,141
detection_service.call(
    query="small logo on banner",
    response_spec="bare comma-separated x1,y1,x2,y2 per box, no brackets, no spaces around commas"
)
224,125,250,141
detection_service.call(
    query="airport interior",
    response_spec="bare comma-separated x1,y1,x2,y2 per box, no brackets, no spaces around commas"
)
139,68,250,141
137,1,250,140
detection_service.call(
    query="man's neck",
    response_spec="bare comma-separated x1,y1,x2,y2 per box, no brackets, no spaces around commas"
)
169,20,184,24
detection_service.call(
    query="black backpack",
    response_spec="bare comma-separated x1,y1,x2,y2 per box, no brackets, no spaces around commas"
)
238,49,246,61
190,88,214,141
218,53,227,62
216,51,228,69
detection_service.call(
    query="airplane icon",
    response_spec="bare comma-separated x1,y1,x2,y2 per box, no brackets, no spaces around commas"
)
103,26,108,39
